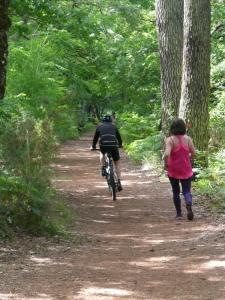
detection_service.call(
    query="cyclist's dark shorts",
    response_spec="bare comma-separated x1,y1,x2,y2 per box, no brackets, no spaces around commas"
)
100,146,120,161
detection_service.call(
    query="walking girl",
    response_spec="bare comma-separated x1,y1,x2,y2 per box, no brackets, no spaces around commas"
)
163,118,196,220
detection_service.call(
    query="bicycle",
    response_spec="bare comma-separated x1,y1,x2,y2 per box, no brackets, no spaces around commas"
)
92,149,118,201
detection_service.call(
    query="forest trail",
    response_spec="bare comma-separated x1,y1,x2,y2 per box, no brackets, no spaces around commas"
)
1,133,225,300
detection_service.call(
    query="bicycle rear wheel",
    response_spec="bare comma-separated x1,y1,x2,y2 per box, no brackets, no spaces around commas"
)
105,153,117,201
109,174,116,201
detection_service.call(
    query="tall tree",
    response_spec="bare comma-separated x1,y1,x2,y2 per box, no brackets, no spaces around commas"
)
156,0,184,136
179,0,211,151
0,0,10,100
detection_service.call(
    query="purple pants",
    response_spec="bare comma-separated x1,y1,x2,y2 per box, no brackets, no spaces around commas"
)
168,177,192,215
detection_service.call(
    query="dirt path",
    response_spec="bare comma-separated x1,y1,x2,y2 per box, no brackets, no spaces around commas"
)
1,134,225,300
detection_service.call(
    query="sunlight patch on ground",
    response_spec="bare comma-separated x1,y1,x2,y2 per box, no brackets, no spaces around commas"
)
59,152,78,155
137,180,153,185
183,269,204,274
145,239,165,245
0,294,53,300
76,188,89,192
91,219,110,224
95,204,115,208
89,266,105,270
129,256,177,268
116,196,134,200
30,257,52,264
77,287,132,298
0,247,17,253
102,213,117,217
53,164,71,169
95,184,108,189
179,224,225,233
208,276,225,282
137,194,150,199
95,233,135,239
121,180,138,186
131,236,183,245
29,256,73,267
201,260,225,269
52,179,73,182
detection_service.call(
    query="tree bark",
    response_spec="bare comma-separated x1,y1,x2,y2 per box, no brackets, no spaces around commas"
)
156,0,184,136
0,0,11,100
179,0,211,151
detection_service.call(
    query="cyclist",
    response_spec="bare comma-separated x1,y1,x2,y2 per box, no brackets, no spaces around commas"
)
91,115,123,191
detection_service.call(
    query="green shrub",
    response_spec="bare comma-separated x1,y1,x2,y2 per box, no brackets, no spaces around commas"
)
119,112,160,145
0,106,69,237
126,134,162,163
81,122,95,133
210,91,225,148
194,149,225,210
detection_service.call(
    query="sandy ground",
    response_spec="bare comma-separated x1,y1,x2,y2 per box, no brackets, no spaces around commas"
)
1,134,225,300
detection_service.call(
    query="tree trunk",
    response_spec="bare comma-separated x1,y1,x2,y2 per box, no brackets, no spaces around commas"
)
156,0,184,136
179,0,211,151
0,0,11,100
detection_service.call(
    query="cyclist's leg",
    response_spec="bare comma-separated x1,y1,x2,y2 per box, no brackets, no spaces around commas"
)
100,151,105,166
99,147,107,176
111,148,121,178
112,148,122,191
114,160,121,179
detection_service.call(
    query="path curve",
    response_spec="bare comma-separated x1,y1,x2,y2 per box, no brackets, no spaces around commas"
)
1,134,225,300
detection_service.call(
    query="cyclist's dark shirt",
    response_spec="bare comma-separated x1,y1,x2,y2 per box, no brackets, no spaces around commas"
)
92,123,122,148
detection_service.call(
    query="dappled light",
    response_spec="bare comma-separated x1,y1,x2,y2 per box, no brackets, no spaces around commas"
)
129,256,178,268
29,256,73,267
0,295,54,300
52,179,73,183
91,220,111,224
201,260,225,269
1,135,225,299
77,287,133,298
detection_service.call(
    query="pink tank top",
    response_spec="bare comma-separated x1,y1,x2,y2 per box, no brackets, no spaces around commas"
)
167,135,193,179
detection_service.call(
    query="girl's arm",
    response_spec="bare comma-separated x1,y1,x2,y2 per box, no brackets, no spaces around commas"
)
188,137,196,158
163,138,172,170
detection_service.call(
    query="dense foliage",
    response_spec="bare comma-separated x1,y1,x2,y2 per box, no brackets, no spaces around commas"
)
0,0,224,236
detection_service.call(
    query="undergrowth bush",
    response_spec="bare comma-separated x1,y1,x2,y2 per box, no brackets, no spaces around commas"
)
193,149,225,210
118,112,162,168
0,104,70,237
210,93,225,148
119,112,160,145
126,134,162,164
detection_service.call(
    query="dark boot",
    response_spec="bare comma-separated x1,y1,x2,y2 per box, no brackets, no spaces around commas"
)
175,213,183,219
186,204,194,221
173,195,182,218
117,179,123,191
